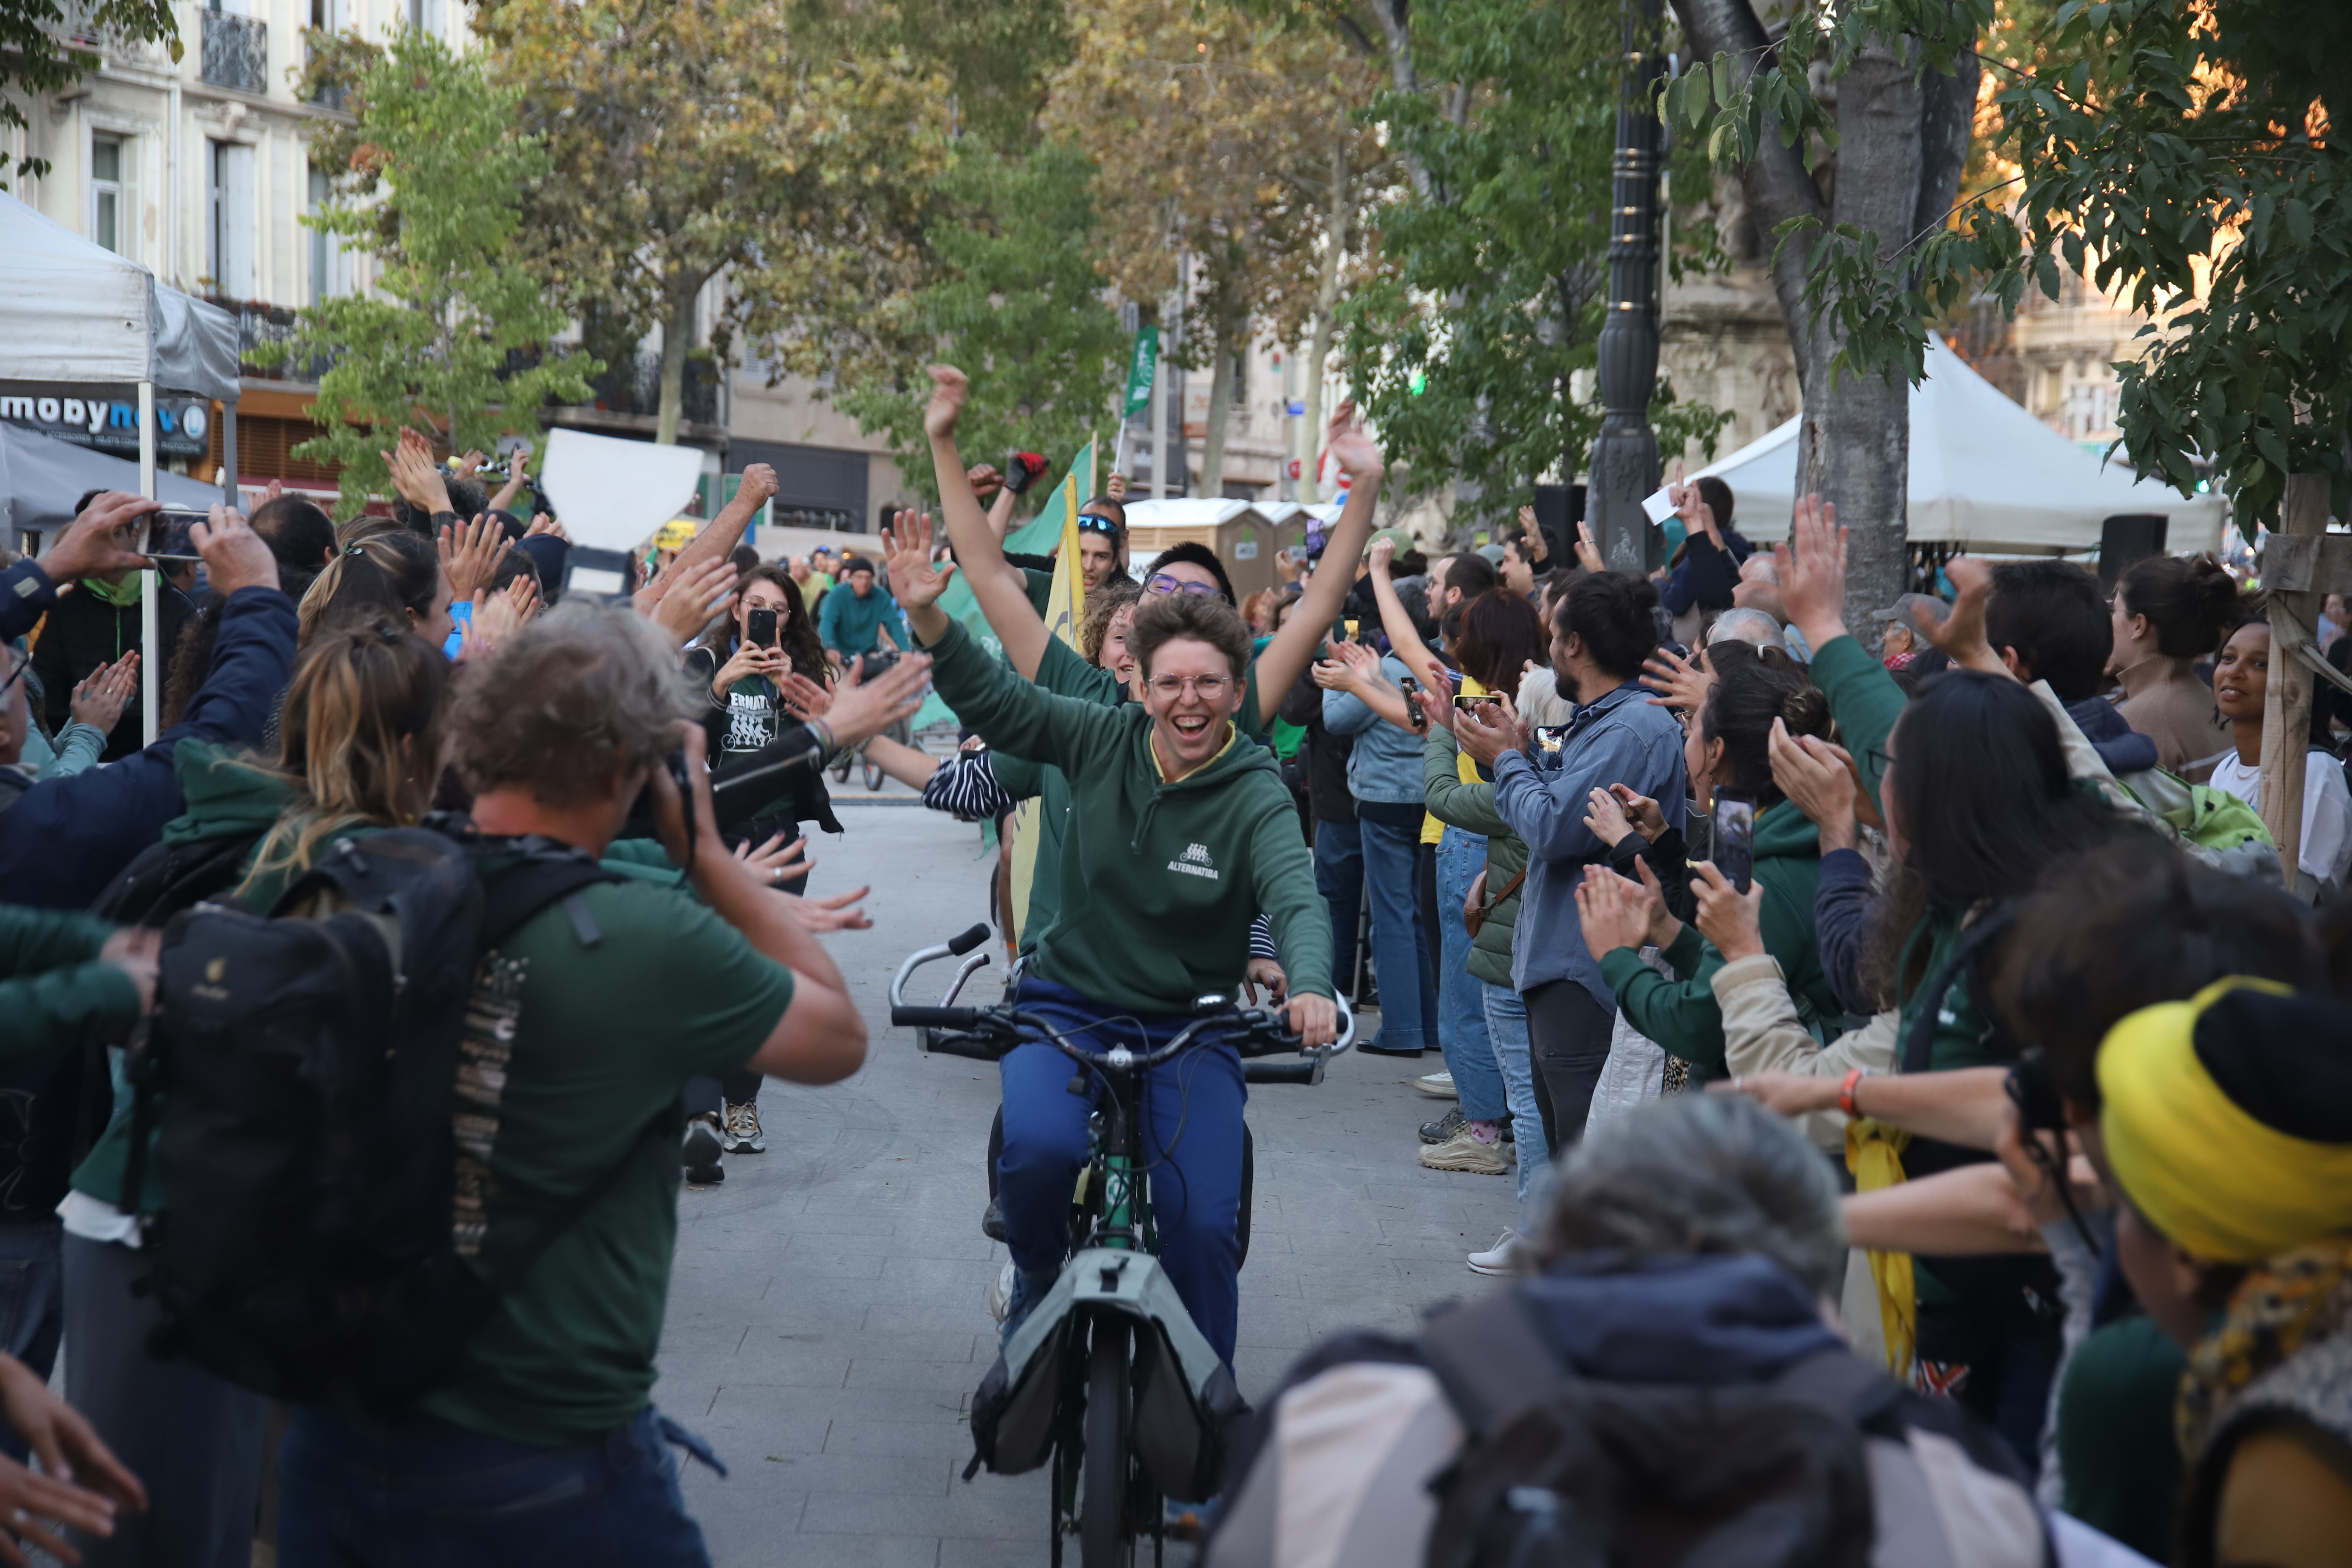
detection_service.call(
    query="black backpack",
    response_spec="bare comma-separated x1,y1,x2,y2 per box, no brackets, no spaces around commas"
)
124,825,651,1407
1415,1292,1921,1568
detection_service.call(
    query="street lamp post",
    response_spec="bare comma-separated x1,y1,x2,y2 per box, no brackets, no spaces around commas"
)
1585,0,1667,575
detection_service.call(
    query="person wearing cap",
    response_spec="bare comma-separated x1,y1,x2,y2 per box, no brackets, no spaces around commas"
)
1871,593,1946,670
2095,978,2352,1568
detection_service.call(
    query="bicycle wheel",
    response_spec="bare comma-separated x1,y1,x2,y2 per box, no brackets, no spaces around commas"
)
864,756,885,791
1081,1315,1133,1568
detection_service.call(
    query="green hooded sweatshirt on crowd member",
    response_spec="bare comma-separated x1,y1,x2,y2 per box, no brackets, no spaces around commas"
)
1420,728,1525,989
0,905,141,1062
925,618,1332,1011
1597,797,1838,1079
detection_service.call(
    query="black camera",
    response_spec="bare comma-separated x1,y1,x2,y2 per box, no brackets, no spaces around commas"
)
856,649,900,684
2004,1049,2067,1135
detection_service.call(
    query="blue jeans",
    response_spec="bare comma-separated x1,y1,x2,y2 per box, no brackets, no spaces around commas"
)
1482,983,1547,1231
0,1224,60,1465
1355,803,1436,1054
1433,829,1505,1121
276,1404,715,1568
996,977,1248,1365
1312,816,1363,995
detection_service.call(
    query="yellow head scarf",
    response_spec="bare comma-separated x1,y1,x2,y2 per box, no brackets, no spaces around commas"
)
2098,977,2352,1263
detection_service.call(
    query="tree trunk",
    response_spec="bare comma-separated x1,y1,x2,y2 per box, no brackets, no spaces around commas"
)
1199,286,1239,498
2260,473,2333,890
655,283,697,446
1368,0,1431,198
1299,138,1349,502
1671,0,1976,644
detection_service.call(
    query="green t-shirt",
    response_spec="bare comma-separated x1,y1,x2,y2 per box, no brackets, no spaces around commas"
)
416,877,794,1447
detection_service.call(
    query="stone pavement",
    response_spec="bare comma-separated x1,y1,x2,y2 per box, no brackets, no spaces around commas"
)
657,803,1520,1566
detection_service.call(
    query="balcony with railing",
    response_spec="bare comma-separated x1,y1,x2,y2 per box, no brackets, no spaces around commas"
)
212,296,333,384
200,10,268,95
47,1,174,70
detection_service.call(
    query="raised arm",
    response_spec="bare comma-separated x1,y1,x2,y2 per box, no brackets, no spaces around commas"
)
488,442,531,516
1251,406,1385,727
1363,536,1444,689
922,366,1052,677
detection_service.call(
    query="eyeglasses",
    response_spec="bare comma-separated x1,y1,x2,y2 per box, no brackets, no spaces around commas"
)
1076,513,1122,536
1145,573,1219,597
1867,744,1893,775
1148,674,1231,701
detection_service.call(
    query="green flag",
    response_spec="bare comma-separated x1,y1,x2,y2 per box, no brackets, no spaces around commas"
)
1122,328,1158,419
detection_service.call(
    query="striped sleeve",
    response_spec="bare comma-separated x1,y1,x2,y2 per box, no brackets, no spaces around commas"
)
921,751,1018,822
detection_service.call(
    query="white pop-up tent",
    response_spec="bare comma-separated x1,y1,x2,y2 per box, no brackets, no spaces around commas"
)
0,189,242,743
1688,335,2226,554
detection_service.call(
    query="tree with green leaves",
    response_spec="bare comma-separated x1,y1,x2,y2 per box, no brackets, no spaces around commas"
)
1334,0,1730,531
256,30,592,519
834,144,1126,507
1660,0,1978,628
1672,0,2349,537
478,0,952,447
2,0,178,184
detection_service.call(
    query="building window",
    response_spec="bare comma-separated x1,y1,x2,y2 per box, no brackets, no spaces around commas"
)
90,135,124,254
207,140,256,300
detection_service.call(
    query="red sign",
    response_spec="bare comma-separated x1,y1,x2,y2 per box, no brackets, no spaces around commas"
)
1286,458,1302,479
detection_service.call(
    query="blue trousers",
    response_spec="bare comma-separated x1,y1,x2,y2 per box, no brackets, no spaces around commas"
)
276,1404,714,1568
996,977,1247,1366
1312,816,1363,994
1356,803,1437,1053
0,1223,61,1467
1433,828,1506,1121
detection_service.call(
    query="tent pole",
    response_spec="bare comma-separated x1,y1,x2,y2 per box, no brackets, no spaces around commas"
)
222,398,239,510
139,381,158,747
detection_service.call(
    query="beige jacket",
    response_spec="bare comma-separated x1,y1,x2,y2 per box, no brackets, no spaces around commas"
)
2116,654,2228,779
1710,953,1898,1152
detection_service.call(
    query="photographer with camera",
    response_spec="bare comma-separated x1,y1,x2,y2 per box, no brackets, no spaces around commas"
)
816,556,910,675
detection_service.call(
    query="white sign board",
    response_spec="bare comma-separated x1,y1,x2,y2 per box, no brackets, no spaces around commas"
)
539,427,706,554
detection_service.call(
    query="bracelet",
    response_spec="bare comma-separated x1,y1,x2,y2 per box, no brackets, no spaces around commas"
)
1839,1067,1870,1119
808,717,837,760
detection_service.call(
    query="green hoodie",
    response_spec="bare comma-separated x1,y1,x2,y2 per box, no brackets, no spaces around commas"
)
1421,729,1524,989
926,618,1332,1011
1598,798,1837,1079
0,906,140,1063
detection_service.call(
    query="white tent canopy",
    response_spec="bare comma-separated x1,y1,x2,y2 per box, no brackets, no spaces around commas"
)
1689,336,2225,554
0,190,239,401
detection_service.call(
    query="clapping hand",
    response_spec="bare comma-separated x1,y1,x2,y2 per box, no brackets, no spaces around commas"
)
1687,861,1766,961
1575,865,1653,960
437,513,509,602
882,510,957,611
68,653,138,734
1453,693,1529,768
1911,557,2008,677
1582,786,1643,849
383,428,452,515
644,556,737,650
776,671,833,722
1772,494,1850,653
1641,644,1712,718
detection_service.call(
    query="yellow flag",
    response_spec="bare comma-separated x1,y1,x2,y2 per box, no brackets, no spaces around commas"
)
1006,453,1091,948
1845,1117,1916,1380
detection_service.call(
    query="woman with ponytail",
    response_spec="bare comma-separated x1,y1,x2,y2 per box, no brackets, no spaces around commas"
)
297,526,455,651
58,614,449,1563
1574,643,1845,1080
2110,554,2240,775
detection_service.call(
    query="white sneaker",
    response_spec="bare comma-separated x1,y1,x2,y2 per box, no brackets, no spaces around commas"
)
1412,1072,1458,1099
987,1259,1017,1324
722,1100,765,1154
1467,1230,1527,1276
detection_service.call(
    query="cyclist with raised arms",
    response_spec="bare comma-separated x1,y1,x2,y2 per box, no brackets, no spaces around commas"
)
911,566,1339,1366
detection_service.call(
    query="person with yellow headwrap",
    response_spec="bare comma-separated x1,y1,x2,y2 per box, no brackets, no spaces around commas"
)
2096,978,2352,1568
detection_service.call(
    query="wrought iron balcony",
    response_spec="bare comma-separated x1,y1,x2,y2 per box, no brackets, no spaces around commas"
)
200,10,268,96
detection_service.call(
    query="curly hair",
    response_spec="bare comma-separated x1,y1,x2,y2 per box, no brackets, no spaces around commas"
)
449,602,698,806
1079,575,1142,665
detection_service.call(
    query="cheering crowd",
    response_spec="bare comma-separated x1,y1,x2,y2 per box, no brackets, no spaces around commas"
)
0,351,2343,1568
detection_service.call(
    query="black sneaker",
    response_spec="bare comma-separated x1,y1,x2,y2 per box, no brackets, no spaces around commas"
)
682,1115,725,1187
1419,1106,1466,1145
981,1195,1006,1242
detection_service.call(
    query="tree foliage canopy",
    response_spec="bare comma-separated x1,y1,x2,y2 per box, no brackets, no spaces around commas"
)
1667,0,2352,530
1337,0,1730,521
1,0,179,184
257,31,594,518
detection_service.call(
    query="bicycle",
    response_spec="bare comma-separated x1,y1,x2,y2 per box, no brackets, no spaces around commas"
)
890,927,1354,1568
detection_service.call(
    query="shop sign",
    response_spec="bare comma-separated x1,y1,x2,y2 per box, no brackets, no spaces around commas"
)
0,387,211,458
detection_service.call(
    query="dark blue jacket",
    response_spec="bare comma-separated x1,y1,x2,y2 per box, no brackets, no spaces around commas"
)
0,586,296,911
1661,527,1752,616
0,560,57,644
1815,845,1875,1016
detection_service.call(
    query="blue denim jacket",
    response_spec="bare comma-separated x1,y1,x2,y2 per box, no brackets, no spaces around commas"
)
1322,652,1427,806
1491,680,1689,1003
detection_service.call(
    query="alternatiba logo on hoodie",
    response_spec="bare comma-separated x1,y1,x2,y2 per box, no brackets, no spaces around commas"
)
1168,842,1219,881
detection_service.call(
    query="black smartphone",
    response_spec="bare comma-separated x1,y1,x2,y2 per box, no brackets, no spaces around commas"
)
142,509,207,562
1712,787,1756,894
746,607,779,648
1398,674,1426,730
857,649,900,683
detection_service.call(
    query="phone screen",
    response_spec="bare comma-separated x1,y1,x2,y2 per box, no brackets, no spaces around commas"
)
746,607,779,648
1453,693,1490,710
142,510,206,563
1713,789,1756,894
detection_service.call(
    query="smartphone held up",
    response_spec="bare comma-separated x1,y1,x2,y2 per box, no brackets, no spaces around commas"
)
142,510,208,563
1712,788,1756,894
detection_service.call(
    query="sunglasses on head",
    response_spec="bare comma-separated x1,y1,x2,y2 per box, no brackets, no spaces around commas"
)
1145,573,1220,597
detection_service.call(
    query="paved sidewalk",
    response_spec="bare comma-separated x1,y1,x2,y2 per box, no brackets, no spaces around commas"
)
657,805,1521,1566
